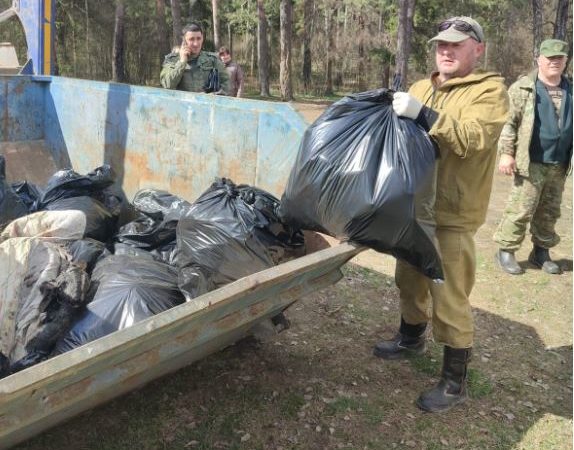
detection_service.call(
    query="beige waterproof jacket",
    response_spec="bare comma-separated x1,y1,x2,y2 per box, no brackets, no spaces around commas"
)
409,70,509,232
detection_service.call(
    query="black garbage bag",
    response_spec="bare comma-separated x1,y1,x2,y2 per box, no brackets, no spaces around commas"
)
280,89,443,280
0,156,28,228
53,255,185,354
177,178,305,300
132,189,192,220
113,189,192,265
36,165,116,210
44,196,120,243
0,238,90,378
11,180,40,211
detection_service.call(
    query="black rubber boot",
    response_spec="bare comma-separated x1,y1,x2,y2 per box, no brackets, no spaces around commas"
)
528,245,561,274
495,249,524,275
416,346,471,412
373,318,427,360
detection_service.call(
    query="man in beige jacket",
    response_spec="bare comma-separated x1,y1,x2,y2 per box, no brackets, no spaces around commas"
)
374,17,509,412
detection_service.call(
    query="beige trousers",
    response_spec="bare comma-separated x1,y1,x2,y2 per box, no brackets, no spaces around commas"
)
395,228,476,348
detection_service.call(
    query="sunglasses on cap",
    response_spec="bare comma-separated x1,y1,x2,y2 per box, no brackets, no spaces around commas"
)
438,19,481,42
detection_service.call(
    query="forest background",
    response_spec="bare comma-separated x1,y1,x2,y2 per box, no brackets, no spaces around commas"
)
0,0,572,100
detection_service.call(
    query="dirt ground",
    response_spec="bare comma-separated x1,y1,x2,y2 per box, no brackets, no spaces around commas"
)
14,169,572,449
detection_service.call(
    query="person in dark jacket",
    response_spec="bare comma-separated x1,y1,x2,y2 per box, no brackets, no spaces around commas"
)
494,39,572,275
218,47,244,98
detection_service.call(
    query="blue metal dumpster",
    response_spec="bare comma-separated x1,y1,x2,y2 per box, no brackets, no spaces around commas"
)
0,75,362,449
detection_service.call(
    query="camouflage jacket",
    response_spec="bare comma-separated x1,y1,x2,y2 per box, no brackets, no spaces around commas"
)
160,50,229,95
498,70,573,176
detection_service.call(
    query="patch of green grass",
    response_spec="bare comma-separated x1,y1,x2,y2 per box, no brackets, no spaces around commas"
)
408,353,441,377
468,368,493,398
324,397,364,415
279,392,306,418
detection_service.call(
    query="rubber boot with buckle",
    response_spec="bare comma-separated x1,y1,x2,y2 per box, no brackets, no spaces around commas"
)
373,318,427,360
417,346,471,412
495,249,524,275
528,245,561,274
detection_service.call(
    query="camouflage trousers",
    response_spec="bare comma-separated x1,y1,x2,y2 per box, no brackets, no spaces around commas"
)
396,229,476,349
493,162,567,251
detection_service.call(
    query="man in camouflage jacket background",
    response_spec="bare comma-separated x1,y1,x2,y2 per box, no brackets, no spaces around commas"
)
494,39,572,275
160,22,229,95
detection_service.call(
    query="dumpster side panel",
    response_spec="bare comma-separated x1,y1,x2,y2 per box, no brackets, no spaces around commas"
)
43,77,307,201
0,77,45,142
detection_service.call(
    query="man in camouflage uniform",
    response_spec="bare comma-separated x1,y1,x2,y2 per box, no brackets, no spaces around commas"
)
375,17,509,413
160,22,229,95
494,39,572,275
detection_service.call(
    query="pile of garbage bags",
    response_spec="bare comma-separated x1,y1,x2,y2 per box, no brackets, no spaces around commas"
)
0,160,304,378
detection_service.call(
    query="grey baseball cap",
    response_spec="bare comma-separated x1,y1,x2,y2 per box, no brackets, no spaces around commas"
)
429,16,484,43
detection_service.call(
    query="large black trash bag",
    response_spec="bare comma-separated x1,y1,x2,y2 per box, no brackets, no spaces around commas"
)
0,238,90,378
44,196,120,242
0,156,28,228
177,178,306,300
36,165,116,210
53,255,185,354
280,89,443,280
114,189,192,265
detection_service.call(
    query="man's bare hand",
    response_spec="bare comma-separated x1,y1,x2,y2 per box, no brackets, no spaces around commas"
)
179,45,191,63
498,154,516,176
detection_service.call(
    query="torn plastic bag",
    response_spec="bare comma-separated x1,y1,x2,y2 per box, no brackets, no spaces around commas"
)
0,156,28,229
36,165,116,210
113,189,192,265
177,178,305,300
0,238,90,378
44,196,120,242
53,255,185,354
280,89,443,280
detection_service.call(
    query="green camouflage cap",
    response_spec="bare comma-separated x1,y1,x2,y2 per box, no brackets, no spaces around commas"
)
429,16,484,44
539,39,568,57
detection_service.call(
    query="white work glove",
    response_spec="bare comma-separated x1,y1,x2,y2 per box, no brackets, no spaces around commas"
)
392,92,423,120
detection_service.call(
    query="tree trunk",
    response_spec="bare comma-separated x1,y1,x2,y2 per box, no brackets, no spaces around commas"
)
228,22,233,54
112,0,126,83
212,0,220,50
257,0,270,96
155,0,170,60
531,0,543,63
302,0,313,91
357,12,365,91
250,30,256,77
324,6,336,95
171,0,182,46
280,0,293,101
394,0,415,90
84,0,90,76
553,0,569,40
